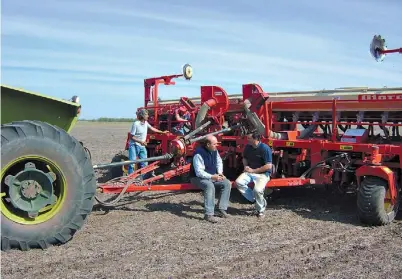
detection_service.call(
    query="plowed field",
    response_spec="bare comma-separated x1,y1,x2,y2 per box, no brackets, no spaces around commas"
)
2,122,401,279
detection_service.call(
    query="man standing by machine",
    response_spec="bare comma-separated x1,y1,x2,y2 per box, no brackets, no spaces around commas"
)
128,109,169,176
235,131,273,218
189,135,232,223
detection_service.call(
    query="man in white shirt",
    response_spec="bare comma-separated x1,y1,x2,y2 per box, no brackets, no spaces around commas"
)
189,135,232,223
128,109,168,176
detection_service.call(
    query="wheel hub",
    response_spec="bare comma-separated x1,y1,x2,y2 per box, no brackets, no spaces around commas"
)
21,180,42,199
4,162,57,218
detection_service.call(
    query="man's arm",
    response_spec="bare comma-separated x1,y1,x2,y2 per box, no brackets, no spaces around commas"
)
252,163,272,174
193,154,213,179
148,123,168,134
216,152,223,175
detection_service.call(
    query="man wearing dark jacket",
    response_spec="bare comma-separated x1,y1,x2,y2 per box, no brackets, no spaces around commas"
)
189,135,232,223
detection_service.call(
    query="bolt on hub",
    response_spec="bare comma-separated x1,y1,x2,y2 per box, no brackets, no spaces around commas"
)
4,162,57,218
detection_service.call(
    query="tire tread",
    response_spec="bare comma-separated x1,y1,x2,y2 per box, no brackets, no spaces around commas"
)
357,176,397,226
1,120,97,251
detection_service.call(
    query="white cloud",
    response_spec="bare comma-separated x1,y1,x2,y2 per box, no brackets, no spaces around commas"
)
2,0,401,118
3,0,339,46
1,0,341,54
3,14,400,85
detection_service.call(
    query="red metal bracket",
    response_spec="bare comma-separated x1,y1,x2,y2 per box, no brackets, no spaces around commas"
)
179,97,197,112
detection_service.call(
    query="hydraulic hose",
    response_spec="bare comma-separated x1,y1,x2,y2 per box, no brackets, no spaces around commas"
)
298,124,318,139
297,112,320,139
299,153,348,179
94,154,174,207
94,182,134,207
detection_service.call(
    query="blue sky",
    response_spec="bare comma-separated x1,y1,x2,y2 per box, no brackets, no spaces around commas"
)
2,0,402,119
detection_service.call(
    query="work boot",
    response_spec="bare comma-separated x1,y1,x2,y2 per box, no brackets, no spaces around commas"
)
204,215,218,223
256,211,265,219
216,209,230,218
250,210,265,218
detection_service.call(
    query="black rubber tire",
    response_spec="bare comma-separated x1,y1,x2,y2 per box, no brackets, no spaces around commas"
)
110,150,129,179
357,176,400,226
1,120,97,251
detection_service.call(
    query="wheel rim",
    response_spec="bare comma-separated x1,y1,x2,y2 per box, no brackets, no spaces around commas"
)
121,157,132,175
1,155,67,225
384,188,393,213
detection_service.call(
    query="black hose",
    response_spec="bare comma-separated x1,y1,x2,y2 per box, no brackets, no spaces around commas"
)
299,153,348,179
298,124,318,139
94,180,134,207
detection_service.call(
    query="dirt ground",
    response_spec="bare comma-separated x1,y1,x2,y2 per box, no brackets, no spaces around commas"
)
1,122,401,279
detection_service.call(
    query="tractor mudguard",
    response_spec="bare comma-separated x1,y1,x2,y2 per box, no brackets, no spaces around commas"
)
356,165,398,204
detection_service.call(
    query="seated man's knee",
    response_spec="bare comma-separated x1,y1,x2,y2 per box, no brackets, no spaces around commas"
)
235,180,245,189
223,178,232,188
235,174,247,188
203,180,215,190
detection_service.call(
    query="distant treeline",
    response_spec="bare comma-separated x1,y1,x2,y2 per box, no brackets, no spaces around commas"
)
79,117,135,122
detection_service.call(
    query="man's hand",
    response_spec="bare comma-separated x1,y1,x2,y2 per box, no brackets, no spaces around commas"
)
161,130,169,134
244,166,254,173
211,174,224,181
141,141,147,146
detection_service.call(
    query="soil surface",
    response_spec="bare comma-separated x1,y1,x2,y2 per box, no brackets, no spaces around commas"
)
1,122,401,279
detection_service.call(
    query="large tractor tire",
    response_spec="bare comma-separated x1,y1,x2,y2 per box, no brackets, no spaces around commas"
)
357,176,400,226
1,120,97,251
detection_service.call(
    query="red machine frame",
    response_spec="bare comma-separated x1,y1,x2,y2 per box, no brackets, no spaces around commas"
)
96,36,402,225
98,75,402,209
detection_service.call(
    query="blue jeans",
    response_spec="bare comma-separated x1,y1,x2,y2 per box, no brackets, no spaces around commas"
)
172,127,185,135
235,172,270,213
172,123,186,135
190,177,232,216
128,144,148,176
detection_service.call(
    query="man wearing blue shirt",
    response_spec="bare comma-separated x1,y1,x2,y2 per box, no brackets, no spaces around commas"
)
189,135,232,223
235,131,273,218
